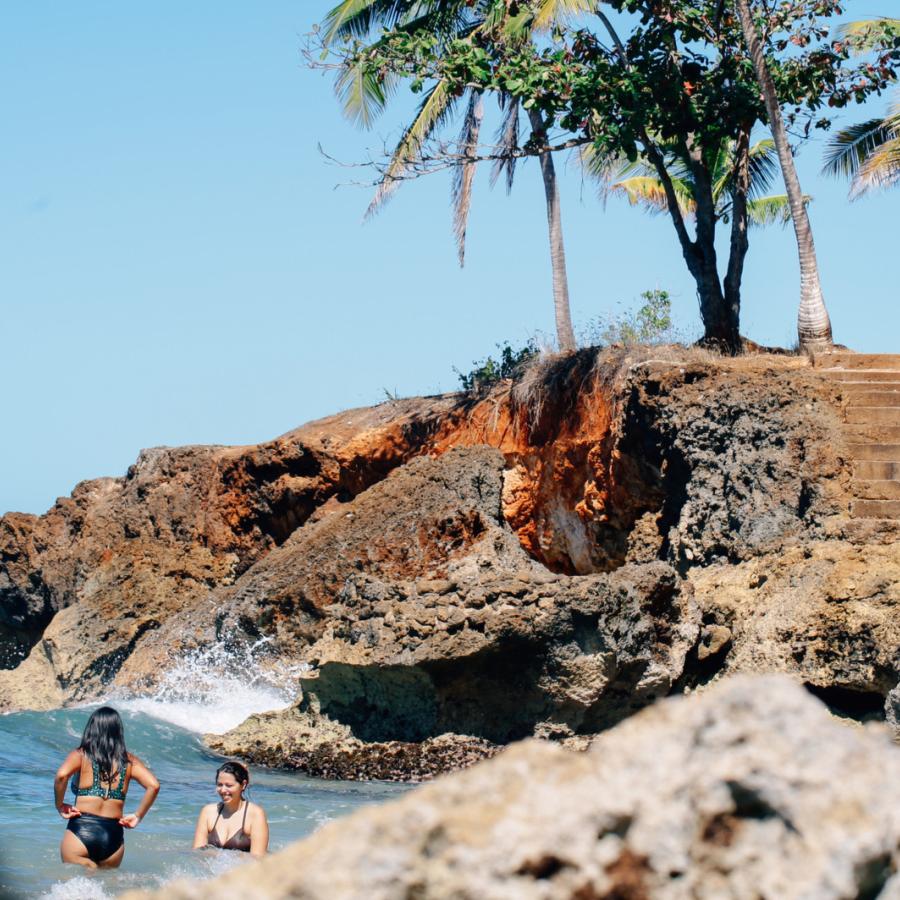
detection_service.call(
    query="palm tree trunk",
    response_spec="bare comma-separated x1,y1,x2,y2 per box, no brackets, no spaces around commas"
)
528,109,577,353
735,0,833,351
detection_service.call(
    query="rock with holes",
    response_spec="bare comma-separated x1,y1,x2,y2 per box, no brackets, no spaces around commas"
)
122,675,900,900
687,540,900,723
8,348,895,792
0,397,459,709
199,449,697,778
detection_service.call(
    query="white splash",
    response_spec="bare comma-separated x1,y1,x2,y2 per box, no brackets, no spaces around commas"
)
115,638,308,735
41,876,113,899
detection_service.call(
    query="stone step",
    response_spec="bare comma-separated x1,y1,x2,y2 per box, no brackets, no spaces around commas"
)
846,407,900,427
851,499,900,519
855,460,900,480
842,425,900,444
836,381,900,394
847,443,900,462
853,480,900,500
816,353,900,370
846,392,900,408
834,517,900,542
822,369,900,383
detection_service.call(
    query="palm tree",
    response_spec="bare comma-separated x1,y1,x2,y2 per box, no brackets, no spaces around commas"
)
320,0,590,352
823,18,900,198
734,0,833,352
598,137,804,230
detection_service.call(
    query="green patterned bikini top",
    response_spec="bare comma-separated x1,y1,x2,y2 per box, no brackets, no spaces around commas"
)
72,756,128,801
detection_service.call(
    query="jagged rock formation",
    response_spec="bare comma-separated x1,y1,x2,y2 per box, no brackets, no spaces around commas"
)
123,676,900,900
2,348,899,780
0,397,457,699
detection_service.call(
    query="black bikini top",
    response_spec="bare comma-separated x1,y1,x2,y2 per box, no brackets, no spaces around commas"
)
207,801,251,852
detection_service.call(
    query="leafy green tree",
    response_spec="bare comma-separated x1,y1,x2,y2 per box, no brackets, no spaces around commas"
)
328,0,896,351
824,18,900,197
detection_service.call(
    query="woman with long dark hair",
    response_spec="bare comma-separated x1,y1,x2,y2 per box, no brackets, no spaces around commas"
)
192,760,268,857
53,706,160,868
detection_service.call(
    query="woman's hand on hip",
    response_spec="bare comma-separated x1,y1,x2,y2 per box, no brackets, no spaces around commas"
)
57,803,81,819
119,814,141,829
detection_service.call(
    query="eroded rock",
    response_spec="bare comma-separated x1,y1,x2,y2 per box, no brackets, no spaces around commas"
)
5,349,895,785
124,675,900,900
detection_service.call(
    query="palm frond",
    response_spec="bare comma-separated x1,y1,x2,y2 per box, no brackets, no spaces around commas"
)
851,134,900,198
533,0,597,31
835,18,900,54
581,144,652,183
334,60,397,128
708,140,730,199
746,139,778,199
452,92,484,266
366,79,457,217
609,175,696,216
322,0,419,43
822,117,898,180
490,95,520,194
747,193,810,228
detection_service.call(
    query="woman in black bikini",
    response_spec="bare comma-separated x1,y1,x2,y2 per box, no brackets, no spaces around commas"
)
192,761,268,858
54,706,160,869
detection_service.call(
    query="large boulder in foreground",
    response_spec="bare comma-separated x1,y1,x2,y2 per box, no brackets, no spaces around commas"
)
125,675,900,900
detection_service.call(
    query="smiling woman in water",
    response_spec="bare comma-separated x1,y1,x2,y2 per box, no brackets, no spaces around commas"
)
54,706,160,869
193,761,269,858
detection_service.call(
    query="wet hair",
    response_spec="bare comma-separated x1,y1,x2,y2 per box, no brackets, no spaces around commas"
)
79,706,128,789
215,761,250,790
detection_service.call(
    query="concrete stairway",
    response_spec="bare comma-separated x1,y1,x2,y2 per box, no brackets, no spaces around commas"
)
816,352,900,520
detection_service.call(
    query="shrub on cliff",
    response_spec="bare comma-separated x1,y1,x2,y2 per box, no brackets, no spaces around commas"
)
454,341,539,393
583,290,679,347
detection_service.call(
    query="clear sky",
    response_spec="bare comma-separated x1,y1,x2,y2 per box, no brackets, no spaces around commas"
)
2,2,897,516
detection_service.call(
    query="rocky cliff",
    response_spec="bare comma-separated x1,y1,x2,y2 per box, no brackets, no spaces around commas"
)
123,676,900,900
2,347,897,779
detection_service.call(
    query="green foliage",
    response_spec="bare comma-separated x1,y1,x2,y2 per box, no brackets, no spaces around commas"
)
454,340,539,392
587,290,676,347
320,0,899,347
333,0,899,161
824,18,900,197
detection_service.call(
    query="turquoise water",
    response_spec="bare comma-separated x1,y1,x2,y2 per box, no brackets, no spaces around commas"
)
0,704,407,899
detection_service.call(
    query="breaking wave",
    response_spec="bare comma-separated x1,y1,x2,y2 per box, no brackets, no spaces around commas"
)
113,638,309,734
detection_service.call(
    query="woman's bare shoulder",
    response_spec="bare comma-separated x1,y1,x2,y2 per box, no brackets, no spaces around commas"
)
249,802,268,821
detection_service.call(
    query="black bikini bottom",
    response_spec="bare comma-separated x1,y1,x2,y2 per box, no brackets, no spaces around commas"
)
67,813,125,863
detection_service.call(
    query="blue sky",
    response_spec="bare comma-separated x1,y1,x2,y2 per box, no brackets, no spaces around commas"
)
1,1,897,516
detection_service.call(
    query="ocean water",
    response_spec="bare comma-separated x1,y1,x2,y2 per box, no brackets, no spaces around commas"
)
0,645,408,899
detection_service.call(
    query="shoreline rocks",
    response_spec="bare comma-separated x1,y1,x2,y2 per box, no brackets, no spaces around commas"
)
123,675,900,900
4,349,899,784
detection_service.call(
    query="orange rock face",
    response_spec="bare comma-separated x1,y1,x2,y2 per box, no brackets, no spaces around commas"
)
0,348,864,724
430,371,617,573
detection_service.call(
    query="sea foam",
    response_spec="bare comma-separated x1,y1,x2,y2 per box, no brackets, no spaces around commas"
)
114,638,308,735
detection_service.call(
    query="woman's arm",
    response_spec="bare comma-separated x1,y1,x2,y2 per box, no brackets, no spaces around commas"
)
249,805,269,858
53,750,82,819
119,755,160,828
192,804,212,850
